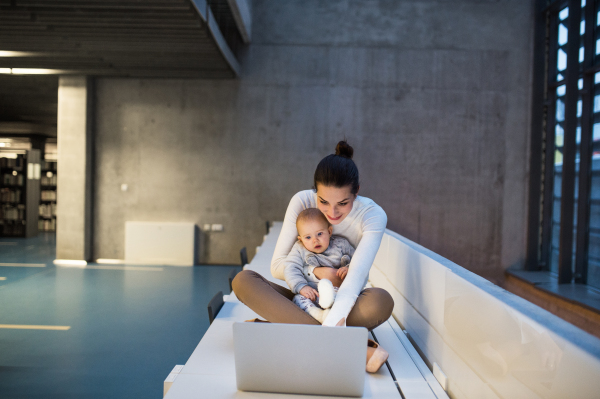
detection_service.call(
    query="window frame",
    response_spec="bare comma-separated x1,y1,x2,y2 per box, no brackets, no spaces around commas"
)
529,0,597,287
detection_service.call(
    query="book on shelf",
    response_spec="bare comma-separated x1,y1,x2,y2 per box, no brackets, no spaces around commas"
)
1,188,21,203
38,218,56,232
0,157,24,170
40,174,57,186
41,160,57,172
0,149,42,237
38,203,56,219
0,204,25,220
41,190,57,201
39,160,57,232
1,173,24,186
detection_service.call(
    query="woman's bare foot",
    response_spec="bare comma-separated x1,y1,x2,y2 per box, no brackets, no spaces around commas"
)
366,339,389,373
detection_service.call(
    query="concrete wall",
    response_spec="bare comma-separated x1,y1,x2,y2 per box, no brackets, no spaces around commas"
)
93,0,534,278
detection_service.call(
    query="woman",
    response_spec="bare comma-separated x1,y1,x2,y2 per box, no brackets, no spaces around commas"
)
233,141,394,371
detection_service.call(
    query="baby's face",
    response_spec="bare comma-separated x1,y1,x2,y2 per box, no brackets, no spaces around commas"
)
297,219,332,254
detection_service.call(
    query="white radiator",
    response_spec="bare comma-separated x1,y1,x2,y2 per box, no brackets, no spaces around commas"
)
124,222,195,266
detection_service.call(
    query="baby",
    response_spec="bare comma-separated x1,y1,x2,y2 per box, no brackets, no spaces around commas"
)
283,208,355,323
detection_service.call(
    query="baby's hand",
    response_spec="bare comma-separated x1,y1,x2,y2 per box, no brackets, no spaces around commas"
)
337,266,349,280
299,286,319,301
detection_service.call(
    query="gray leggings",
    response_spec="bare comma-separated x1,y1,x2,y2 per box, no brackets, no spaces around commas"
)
232,270,394,331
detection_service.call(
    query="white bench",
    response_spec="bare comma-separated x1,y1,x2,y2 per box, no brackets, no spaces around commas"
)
370,230,600,399
165,221,600,398
164,222,447,398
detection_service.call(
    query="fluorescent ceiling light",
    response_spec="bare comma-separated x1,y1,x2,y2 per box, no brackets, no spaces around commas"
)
0,51,37,57
13,68,65,75
0,68,66,75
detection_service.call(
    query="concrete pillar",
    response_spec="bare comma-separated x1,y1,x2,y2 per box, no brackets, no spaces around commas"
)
56,76,93,261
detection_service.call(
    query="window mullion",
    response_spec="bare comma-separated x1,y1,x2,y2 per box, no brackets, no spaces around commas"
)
574,0,596,284
541,12,560,270
527,0,552,271
558,0,581,284
558,0,583,284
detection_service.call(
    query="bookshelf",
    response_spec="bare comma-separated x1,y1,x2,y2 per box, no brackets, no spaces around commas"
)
39,160,57,232
0,149,41,237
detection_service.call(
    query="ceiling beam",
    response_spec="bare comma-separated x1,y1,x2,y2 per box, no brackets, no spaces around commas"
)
190,0,240,77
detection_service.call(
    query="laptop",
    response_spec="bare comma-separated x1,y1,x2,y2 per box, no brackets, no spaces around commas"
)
233,322,368,397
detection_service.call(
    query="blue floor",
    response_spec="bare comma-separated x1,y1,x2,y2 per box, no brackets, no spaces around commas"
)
0,233,241,398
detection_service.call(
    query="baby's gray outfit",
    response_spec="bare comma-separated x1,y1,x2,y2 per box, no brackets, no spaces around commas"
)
283,235,355,294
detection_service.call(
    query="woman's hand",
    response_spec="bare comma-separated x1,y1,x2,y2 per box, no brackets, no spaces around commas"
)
299,286,319,301
336,266,349,280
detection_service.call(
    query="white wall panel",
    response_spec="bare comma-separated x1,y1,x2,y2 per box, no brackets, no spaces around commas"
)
124,222,195,266
372,233,389,271
386,235,446,332
369,263,500,399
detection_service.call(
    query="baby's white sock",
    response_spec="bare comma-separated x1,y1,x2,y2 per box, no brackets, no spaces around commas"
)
293,294,324,323
317,279,337,309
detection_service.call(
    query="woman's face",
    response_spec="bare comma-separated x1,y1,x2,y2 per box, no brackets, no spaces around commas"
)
316,184,357,225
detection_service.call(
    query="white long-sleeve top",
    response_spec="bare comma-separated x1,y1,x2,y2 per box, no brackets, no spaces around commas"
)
271,189,387,326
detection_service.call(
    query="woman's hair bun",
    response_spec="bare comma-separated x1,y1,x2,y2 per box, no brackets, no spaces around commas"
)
335,140,354,159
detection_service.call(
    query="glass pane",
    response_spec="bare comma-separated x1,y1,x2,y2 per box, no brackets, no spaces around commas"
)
588,260,600,287
594,123,600,140
556,125,565,147
558,48,568,70
559,23,568,45
557,98,565,121
595,95,600,112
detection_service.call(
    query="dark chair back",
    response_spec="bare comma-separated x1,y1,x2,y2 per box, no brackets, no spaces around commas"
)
240,247,248,266
228,269,239,293
207,291,224,324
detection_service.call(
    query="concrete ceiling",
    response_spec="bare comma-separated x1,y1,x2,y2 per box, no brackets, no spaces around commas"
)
0,0,246,135
0,0,242,78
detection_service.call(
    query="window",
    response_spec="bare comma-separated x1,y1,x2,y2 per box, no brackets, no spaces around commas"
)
532,0,600,289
